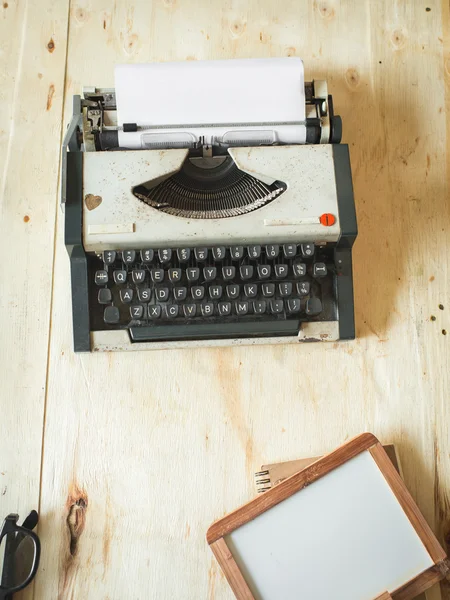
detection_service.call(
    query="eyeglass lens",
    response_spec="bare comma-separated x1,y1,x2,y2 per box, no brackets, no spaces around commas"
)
0,530,36,589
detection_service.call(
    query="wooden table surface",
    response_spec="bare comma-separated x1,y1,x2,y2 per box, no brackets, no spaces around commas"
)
1,1,449,598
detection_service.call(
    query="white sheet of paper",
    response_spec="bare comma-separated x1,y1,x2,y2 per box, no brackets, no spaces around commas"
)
226,451,434,600
114,58,306,147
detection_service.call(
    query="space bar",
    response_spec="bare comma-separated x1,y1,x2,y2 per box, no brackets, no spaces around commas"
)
129,320,300,342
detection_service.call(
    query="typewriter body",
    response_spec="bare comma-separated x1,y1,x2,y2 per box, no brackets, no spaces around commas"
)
62,58,357,352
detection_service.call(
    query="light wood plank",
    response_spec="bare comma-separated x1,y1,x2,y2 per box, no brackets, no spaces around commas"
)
0,0,69,598
34,0,449,599
435,5,450,600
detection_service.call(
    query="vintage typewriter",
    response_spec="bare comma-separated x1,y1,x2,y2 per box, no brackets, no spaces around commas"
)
62,58,357,352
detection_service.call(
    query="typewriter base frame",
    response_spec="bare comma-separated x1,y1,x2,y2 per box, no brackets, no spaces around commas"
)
63,96,357,353
90,321,339,352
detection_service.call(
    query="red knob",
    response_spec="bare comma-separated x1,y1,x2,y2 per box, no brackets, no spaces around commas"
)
320,213,336,226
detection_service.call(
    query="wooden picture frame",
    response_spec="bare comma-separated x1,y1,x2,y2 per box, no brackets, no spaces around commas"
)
207,433,449,600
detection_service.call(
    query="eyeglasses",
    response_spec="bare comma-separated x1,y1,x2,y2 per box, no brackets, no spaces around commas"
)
0,511,40,600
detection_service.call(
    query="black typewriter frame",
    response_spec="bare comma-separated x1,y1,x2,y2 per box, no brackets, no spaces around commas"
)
63,94,357,352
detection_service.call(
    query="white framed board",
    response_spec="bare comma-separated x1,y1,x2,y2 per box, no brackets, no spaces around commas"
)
207,434,449,600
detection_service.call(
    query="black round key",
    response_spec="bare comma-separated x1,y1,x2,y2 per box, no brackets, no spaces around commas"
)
209,285,222,299
168,268,182,283
98,288,112,304
120,289,133,303
239,265,254,280
122,250,136,263
293,262,306,278
279,282,293,297
201,303,214,317
183,304,197,317
151,269,164,283
187,268,200,282
222,266,236,280
297,281,310,296
132,270,145,284
194,248,208,261
262,283,275,297
203,267,217,281
158,248,172,263
274,265,288,279
191,286,205,300
95,270,108,285
164,305,179,319
148,305,161,319
174,287,187,301
244,283,257,298
130,305,144,319
313,263,328,278
104,306,120,324
287,299,301,314
102,251,116,265
212,247,226,260
235,301,249,316
218,302,231,316
270,299,284,314
283,244,297,258
138,288,151,302
257,265,271,279
141,249,154,263
247,245,261,259
306,297,322,316
253,300,266,314
230,246,244,260
226,284,240,299
156,287,169,302
265,244,279,258
301,243,315,258
177,248,191,262
113,270,127,284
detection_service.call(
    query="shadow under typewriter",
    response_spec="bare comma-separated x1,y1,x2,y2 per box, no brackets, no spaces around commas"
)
132,156,287,219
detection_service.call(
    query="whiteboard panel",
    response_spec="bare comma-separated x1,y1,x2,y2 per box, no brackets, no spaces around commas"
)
226,451,433,600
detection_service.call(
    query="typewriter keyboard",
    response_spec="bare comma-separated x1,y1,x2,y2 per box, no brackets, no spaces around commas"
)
89,244,336,342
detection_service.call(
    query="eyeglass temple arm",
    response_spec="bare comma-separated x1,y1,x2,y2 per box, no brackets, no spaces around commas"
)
21,511,38,531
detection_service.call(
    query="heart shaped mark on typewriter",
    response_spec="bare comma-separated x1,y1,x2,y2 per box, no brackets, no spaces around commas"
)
84,193,103,211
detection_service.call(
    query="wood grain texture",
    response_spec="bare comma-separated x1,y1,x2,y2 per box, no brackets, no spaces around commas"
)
370,444,447,564
210,539,255,600
373,593,392,600
0,0,69,598
0,0,447,598
207,432,377,543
